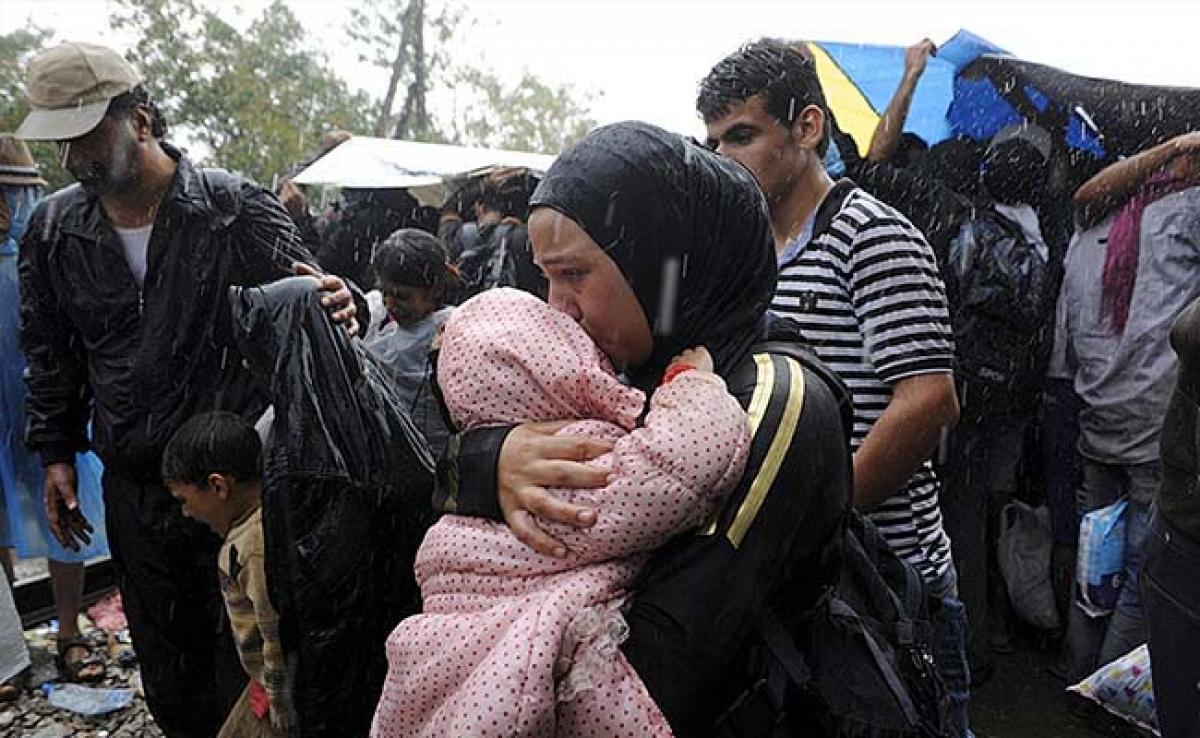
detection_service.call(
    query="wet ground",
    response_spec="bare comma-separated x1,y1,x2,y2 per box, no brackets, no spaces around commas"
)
2,583,161,738
972,627,1149,738
5,558,1151,737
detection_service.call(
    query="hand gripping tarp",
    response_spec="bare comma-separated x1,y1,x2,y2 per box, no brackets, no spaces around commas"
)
810,29,1200,161
230,276,435,737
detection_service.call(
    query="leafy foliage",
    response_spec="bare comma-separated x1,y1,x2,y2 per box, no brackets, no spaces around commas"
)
451,68,597,154
111,0,374,185
0,27,73,191
3,0,596,193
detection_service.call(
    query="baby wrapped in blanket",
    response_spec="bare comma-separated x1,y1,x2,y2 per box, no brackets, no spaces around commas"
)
371,287,750,737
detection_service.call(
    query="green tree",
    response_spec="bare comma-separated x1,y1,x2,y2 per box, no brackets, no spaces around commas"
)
347,0,462,140
112,0,375,185
0,26,73,191
452,68,597,154
347,0,595,152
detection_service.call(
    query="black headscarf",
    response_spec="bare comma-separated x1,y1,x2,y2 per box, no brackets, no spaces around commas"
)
529,121,776,384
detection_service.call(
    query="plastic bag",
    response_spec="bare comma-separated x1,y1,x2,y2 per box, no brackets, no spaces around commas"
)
1,232,108,561
998,501,1060,630
1068,644,1159,735
1076,499,1128,617
43,684,134,716
230,276,435,736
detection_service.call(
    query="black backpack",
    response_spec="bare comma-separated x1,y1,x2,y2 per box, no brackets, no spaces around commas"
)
715,337,952,738
716,511,951,738
946,205,1053,417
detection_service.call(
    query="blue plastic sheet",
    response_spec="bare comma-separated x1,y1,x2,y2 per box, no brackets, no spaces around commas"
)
0,186,108,562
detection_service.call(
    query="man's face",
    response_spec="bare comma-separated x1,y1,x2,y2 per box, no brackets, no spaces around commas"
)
57,113,141,197
705,94,804,204
167,479,228,535
528,208,653,371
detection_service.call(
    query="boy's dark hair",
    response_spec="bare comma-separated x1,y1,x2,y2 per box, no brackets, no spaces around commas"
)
161,411,262,486
374,228,462,301
697,38,831,156
106,84,168,139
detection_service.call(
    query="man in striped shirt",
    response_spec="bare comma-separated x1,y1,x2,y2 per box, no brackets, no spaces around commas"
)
699,38,971,737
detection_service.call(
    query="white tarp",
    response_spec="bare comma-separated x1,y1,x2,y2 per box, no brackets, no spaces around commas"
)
291,136,555,205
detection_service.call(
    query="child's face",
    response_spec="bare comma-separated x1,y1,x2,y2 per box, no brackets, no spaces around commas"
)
380,280,438,328
167,478,231,535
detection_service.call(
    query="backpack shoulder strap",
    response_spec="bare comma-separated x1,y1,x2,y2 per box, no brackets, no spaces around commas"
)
751,339,854,452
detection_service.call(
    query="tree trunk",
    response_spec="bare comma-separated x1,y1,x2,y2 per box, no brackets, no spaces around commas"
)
393,0,427,139
376,0,423,137
375,33,407,136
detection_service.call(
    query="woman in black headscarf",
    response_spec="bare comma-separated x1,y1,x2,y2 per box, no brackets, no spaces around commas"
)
434,121,851,735
527,121,777,384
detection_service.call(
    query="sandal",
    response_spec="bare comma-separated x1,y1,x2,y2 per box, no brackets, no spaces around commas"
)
0,667,27,702
56,636,106,684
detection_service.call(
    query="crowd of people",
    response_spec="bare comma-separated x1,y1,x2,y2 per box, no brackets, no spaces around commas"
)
0,32,1196,738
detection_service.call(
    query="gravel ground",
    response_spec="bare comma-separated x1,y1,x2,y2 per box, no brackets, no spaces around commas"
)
4,562,1153,737
2,607,162,738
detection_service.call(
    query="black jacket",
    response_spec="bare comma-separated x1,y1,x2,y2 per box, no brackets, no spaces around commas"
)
19,145,314,476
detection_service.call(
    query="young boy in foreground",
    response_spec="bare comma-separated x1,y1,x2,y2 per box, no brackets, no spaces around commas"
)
162,411,297,737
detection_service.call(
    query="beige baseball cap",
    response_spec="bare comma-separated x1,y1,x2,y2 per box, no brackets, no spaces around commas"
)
16,42,141,142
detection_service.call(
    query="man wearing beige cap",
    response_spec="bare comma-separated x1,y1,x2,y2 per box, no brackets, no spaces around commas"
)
16,42,357,737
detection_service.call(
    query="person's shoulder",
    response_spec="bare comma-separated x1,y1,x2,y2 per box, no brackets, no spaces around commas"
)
820,187,920,246
30,182,85,220
21,184,87,247
228,507,267,561
734,336,852,437
1147,184,1200,225
842,189,926,238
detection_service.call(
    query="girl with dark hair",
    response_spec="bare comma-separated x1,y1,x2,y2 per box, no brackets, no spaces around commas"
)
364,228,461,456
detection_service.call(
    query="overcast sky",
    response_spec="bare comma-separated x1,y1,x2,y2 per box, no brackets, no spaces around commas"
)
5,0,1199,140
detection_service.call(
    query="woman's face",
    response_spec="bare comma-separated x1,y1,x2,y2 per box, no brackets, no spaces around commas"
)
528,208,653,370
380,280,439,328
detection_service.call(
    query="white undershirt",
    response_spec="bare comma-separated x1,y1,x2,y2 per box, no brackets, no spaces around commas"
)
113,224,152,287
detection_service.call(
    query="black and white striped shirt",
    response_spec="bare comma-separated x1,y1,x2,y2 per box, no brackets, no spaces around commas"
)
771,183,955,582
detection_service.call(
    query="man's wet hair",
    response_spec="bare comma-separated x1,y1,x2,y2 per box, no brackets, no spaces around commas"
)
161,411,261,487
697,38,831,156
106,84,168,139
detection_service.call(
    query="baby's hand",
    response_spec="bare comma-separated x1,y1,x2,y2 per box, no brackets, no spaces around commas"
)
670,346,713,374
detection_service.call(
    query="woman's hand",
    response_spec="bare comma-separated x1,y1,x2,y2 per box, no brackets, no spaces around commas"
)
497,421,613,557
669,345,713,373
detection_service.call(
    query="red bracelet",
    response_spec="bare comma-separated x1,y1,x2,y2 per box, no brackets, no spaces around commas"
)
661,363,696,385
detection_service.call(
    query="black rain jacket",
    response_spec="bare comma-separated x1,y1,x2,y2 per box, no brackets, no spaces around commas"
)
19,145,314,477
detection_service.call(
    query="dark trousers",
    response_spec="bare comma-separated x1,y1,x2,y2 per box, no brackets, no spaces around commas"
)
103,470,245,738
941,414,1025,669
1143,511,1200,738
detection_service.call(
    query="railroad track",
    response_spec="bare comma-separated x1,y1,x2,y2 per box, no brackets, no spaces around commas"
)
13,557,118,629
